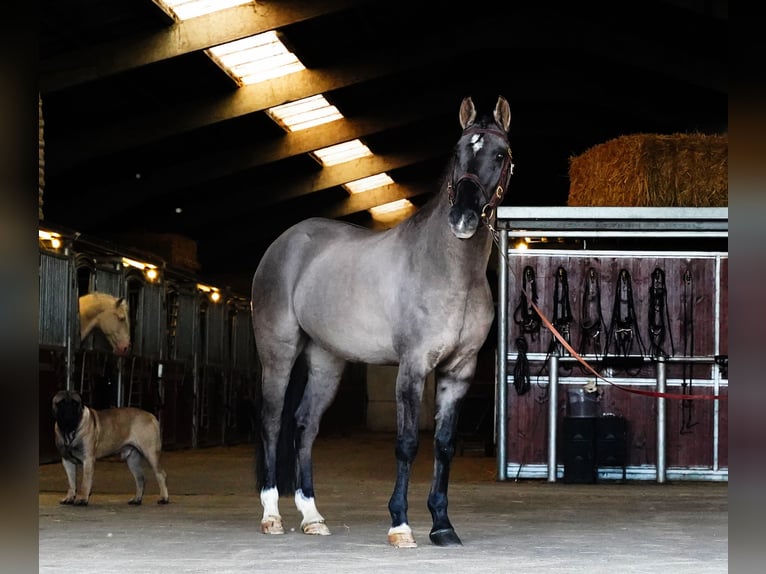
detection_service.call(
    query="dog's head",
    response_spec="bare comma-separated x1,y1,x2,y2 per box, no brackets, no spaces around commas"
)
52,390,84,437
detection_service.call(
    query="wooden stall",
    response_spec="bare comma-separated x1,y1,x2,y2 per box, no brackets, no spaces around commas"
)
494,207,728,482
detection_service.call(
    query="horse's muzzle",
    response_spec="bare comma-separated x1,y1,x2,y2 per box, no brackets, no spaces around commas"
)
448,178,483,239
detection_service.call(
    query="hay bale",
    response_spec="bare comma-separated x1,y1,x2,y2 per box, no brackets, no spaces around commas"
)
567,133,728,207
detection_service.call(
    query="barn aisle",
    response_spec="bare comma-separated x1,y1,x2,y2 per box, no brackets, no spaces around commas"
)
39,432,727,573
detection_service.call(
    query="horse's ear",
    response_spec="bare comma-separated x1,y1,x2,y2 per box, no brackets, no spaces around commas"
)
115,297,125,308
459,97,477,129
494,96,511,132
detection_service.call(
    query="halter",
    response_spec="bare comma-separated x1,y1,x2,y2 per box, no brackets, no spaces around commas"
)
447,126,514,228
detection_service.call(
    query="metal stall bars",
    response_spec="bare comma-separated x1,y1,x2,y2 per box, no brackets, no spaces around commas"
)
125,268,165,410
495,207,728,483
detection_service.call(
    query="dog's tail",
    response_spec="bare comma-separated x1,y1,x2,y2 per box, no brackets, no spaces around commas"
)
255,353,308,496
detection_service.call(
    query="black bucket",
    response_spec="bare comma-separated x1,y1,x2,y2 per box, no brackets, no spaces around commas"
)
567,388,600,418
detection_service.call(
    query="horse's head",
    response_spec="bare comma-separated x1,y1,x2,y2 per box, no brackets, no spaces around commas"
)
96,296,131,356
447,95,513,239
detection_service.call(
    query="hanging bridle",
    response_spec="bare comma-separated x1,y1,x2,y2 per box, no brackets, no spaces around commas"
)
447,126,514,230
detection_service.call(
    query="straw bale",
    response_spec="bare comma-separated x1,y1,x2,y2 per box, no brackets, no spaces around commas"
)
567,133,728,207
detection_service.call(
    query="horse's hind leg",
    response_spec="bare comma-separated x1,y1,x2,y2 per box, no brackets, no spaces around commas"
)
258,352,297,534
292,342,345,536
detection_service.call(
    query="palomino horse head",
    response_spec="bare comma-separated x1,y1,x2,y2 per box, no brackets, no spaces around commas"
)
79,292,131,356
447,95,513,239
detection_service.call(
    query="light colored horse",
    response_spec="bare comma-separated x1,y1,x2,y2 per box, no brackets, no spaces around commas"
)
79,292,131,356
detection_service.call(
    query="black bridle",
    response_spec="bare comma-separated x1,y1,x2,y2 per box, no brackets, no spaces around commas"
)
447,126,514,227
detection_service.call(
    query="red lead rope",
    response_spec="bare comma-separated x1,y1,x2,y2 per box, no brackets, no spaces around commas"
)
522,287,727,401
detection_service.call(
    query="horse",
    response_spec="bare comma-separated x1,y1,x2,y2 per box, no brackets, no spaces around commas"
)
250,95,513,548
79,292,131,356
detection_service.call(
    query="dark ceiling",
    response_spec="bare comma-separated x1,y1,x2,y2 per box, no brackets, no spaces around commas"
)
40,0,728,295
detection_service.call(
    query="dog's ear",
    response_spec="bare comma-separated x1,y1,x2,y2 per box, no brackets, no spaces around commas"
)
52,390,68,414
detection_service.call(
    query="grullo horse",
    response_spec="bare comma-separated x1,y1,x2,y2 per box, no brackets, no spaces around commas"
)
251,96,513,547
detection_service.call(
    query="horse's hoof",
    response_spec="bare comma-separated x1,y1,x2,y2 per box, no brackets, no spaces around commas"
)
73,499,89,507
59,498,74,505
429,528,462,546
128,498,142,506
157,498,169,505
387,525,417,548
302,521,331,536
261,516,285,534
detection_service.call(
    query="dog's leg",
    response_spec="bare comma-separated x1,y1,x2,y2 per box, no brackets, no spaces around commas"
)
75,456,94,505
143,447,170,504
123,447,146,505
60,458,77,504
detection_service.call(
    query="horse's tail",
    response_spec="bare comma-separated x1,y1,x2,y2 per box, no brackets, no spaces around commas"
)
255,353,308,495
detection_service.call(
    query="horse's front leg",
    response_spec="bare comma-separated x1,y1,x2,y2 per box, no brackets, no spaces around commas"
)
387,364,427,548
428,371,472,546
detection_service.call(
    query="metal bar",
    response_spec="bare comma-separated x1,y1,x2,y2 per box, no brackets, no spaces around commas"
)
547,351,559,482
507,353,724,365
496,231,509,481
496,206,728,223
656,356,667,483
504,230,727,238
713,255,722,471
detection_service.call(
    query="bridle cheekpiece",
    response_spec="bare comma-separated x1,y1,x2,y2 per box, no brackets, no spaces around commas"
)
447,126,514,228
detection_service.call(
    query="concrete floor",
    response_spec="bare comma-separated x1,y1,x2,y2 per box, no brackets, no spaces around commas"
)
39,432,728,573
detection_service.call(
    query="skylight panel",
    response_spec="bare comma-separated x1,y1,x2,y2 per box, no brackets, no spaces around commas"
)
206,31,305,86
156,0,251,21
369,199,414,216
310,140,372,167
342,173,395,194
266,95,343,132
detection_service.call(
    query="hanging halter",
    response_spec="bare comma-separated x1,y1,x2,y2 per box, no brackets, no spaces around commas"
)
606,268,645,360
579,267,606,358
648,267,675,359
514,265,541,341
447,126,514,231
551,266,573,355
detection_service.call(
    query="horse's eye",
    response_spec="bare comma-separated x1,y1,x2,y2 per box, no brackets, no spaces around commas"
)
496,152,505,162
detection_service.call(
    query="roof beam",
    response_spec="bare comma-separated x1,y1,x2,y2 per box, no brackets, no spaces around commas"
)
168,140,450,233
317,182,431,219
59,97,455,214
40,0,364,92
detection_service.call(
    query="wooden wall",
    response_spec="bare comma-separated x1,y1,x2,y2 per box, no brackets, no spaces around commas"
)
504,251,727,472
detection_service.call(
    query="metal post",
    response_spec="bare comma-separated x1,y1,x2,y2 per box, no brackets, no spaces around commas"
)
656,355,667,483
496,229,508,481
548,351,559,482
116,356,124,407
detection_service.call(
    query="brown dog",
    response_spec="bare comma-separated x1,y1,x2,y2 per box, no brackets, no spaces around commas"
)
52,390,169,506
